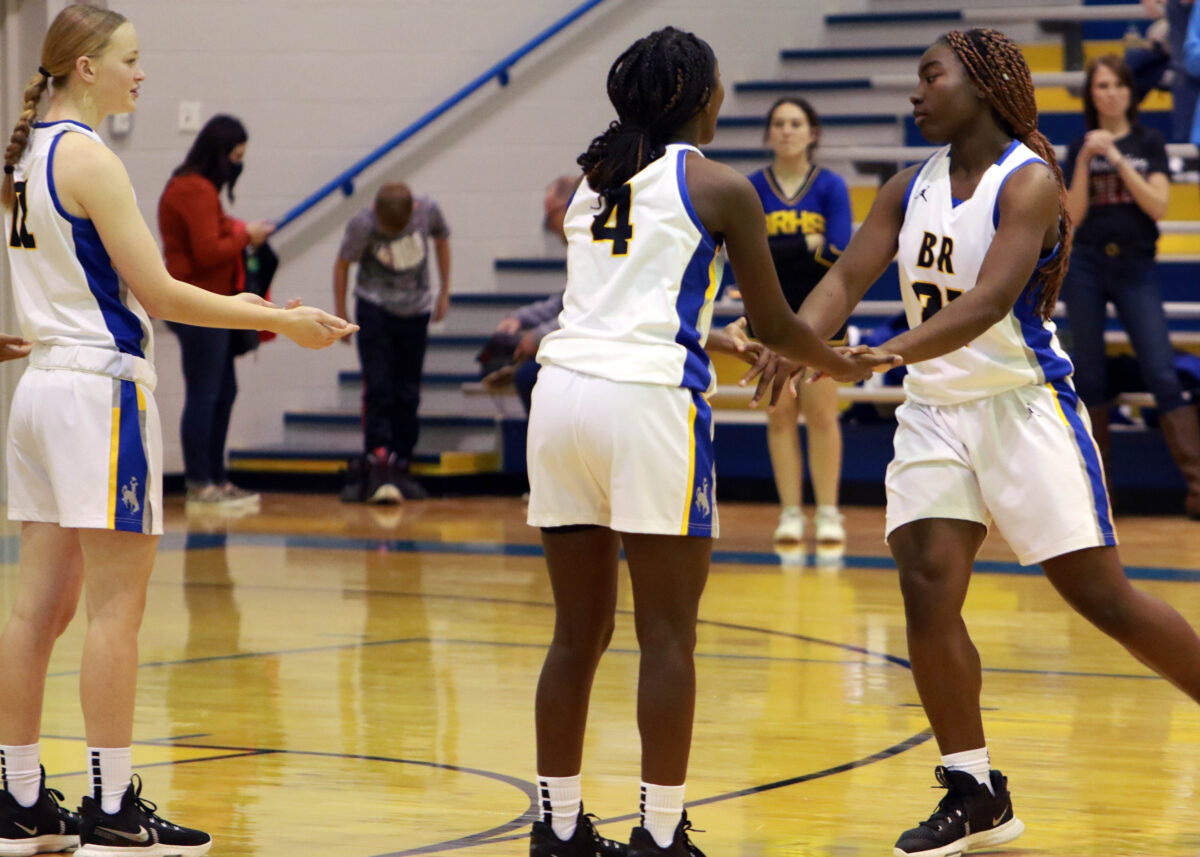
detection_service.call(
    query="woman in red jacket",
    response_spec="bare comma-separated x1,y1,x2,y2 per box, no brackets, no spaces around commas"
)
158,115,274,506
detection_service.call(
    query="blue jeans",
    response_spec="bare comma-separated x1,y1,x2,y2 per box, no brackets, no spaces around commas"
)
168,322,237,486
1062,245,1186,412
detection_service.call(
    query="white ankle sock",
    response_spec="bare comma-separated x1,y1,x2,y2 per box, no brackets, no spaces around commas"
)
640,782,685,849
942,747,994,795
0,743,41,808
538,774,581,842
88,747,132,814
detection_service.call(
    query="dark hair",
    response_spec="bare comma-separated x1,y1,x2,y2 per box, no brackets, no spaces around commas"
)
762,97,821,159
577,26,717,198
942,28,1071,321
172,114,248,201
375,182,413,233
1082,55,1138,131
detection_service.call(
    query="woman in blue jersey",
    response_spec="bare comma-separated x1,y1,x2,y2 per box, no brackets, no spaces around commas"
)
525,26,895,857
748,98,853,544
795,28,1200,857
0,6,353,856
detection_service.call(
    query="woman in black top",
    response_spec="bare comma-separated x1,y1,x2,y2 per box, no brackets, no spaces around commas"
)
1063,54,1200,517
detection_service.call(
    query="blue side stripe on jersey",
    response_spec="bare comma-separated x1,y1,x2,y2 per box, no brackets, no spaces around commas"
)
1011,258,1072,384
674,145,711,239
992,157,1045,229
675,148,719,392
113,380,149,534
47,133,146,359
1050,379,1117,546
686,391,716,537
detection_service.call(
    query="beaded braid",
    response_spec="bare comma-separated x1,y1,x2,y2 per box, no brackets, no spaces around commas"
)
578,26,716,199
944,28,1072,320
1,72,52,210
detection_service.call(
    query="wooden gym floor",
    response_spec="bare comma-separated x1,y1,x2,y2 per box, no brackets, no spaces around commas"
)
1,495,1199,857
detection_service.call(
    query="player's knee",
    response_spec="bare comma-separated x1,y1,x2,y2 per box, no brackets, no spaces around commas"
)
634,616,697,657
555,615,616,662
897,562,959,616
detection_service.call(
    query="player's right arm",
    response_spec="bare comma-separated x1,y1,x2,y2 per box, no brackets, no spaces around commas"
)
684,154,886,380
53,133,353,349
795,165,912,339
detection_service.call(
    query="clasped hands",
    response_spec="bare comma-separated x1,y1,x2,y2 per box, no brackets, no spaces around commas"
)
723,317,901,409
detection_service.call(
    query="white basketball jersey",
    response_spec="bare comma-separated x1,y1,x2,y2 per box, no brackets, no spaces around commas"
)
537,143,724,394
898,141,1072,406
5,121,155,388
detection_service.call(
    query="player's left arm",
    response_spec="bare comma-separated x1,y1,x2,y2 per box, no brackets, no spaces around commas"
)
877,162,1060,366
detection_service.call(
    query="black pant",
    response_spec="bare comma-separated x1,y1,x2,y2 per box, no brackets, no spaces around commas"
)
168,322,237,486
356,299,430,459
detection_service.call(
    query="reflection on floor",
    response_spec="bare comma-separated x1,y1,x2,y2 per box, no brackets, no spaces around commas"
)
2,495,1198,857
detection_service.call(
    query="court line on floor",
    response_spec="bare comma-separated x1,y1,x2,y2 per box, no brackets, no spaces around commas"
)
153,532,1200,581
39,731,933,857
37,583,1172,684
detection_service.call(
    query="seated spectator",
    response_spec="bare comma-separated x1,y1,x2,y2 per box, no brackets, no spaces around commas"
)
481,175,575,413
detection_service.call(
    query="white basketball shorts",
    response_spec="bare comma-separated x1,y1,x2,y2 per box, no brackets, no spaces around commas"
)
526,364,718,537
885,380,1116,565
7,366,163,534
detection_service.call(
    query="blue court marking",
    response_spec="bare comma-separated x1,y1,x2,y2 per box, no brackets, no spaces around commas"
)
146,531,1200,583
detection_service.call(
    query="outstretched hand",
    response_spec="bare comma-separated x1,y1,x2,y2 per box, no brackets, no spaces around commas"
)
279,306,358,349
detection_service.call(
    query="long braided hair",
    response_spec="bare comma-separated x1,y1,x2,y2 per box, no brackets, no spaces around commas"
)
2,4,127,210
577,27,717,200
943,28,1071,320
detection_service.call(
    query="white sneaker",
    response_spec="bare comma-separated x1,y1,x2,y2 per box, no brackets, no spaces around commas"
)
773,507,804,542
814,506,845,543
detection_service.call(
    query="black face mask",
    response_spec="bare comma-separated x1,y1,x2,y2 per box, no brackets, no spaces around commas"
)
224,160,244,201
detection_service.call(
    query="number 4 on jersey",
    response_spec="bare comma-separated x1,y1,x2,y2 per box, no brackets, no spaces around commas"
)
591,184,633,256
8,181,36,250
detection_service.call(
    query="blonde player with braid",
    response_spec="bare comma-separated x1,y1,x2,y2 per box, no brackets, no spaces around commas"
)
0,6,353,855
793,29,1200,857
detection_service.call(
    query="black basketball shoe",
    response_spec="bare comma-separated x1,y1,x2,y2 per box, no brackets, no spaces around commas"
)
77,774,211,856
530,808,627,856
628,813,705,857
893,766,1024,857
0,766,80,855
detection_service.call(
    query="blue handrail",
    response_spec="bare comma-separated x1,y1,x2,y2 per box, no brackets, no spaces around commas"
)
274,0,610,231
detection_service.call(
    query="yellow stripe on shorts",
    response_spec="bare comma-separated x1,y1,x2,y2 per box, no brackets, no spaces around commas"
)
680,400,698,535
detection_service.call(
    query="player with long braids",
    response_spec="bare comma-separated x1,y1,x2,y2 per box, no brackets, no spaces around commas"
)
526,26,892,857
790,29,1200,857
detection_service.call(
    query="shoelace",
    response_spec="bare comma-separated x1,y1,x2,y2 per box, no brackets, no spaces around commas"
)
44,786,77,818
915,767,966,832
127,776,183,832
679,819,707,857
582,814,624,853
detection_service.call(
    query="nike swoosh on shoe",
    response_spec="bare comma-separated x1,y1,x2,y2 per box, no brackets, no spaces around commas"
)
13,822,37,835
96,825,151,843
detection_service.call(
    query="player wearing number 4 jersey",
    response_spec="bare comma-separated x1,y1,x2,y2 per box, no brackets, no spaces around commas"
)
0,6,354,857
527,26,895,857
795,28,1200,857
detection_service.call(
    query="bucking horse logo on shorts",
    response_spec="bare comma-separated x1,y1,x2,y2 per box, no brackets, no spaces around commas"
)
694,477,711,519
121,476,141,515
